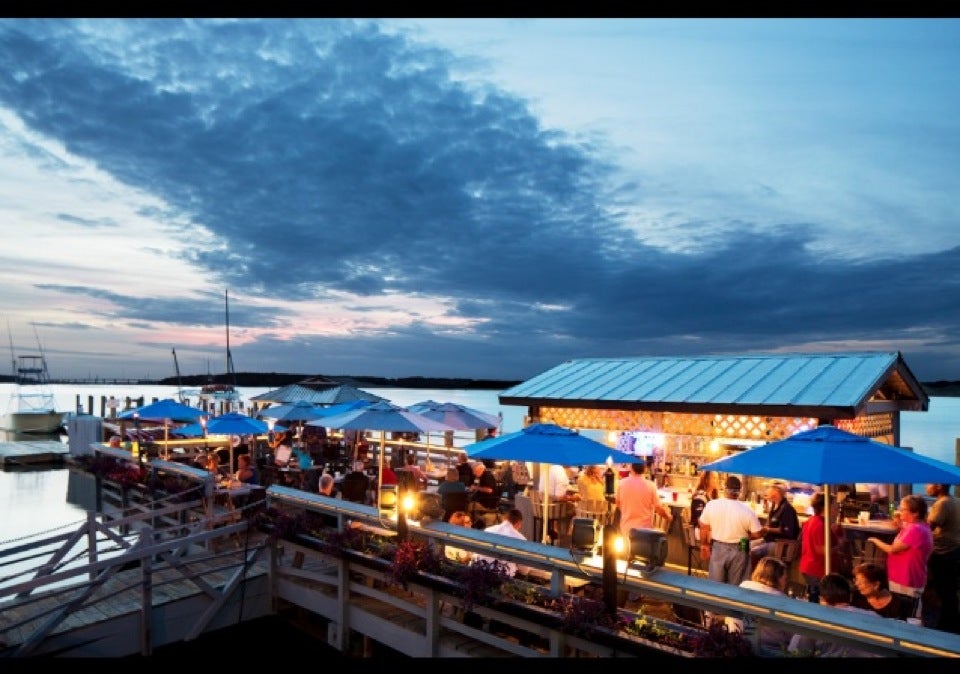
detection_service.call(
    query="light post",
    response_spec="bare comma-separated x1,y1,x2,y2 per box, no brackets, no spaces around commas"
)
133,412,142,462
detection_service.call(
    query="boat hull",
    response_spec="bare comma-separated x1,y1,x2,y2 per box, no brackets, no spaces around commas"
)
0,410,65,434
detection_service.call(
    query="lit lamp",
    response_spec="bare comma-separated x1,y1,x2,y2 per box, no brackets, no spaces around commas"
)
398,491,416,540
627,527,668,574
132,412,141,459
201,416,208,439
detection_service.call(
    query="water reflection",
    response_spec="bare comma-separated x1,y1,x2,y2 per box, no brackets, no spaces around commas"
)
0,429,65,443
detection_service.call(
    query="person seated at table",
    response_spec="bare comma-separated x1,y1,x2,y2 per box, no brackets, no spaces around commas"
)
443,510,474,563
455,452,473,485
378,462,397,486
725,556,794,655
204,452,220,475
398,454,427,491
472,509,530,577
467,462,500,525
851,562,909,619
235,454,257,484
750,482,800,567
318,473,337,497
107,435,122,448
577,464,606,502
339,460,371,504
788,573,879,657
273,442,293,468
438,467,469,520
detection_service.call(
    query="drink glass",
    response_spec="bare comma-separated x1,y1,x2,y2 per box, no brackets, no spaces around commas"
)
672,491,678,502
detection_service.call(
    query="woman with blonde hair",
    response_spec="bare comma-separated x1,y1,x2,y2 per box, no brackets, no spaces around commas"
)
726,556,793,654
577,464,606,502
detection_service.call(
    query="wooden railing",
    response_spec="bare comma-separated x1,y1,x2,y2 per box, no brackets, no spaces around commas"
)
265,485,960,658
3,443,959,658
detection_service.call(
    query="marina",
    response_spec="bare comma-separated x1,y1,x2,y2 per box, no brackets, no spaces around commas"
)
0,368,958,655
2,449,959,658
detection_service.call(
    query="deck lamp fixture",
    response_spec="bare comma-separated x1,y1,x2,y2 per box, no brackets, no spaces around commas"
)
604,456,616,497
627,527,668,574
571,517,601,556
200,416,208,439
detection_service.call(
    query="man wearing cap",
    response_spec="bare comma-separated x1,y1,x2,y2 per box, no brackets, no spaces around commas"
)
698,475,764,586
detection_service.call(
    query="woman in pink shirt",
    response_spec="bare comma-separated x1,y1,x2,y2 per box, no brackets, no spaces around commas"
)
868,494,933,606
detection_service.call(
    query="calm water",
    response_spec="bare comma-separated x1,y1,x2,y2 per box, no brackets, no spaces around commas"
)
1,384,957,544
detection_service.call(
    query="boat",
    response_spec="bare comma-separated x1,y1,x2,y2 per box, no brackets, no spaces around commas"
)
1,325,64,433
179,290,244,416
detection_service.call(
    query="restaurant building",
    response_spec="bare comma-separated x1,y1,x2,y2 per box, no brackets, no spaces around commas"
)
499,351,929,497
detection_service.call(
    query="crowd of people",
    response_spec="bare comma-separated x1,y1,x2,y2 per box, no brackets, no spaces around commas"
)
691,470,960,649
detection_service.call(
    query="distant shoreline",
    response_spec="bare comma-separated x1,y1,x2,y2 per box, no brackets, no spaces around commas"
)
2,372,522,391
5,373,960,396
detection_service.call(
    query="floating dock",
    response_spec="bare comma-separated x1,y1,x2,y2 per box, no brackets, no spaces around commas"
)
0,439,69,467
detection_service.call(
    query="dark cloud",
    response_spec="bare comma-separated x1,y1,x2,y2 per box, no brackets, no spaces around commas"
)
2,19,959,381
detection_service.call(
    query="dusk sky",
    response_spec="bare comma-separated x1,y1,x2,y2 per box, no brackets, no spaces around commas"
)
1,18,959,382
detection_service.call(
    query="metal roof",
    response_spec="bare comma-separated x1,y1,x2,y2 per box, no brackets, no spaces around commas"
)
499,351,928,420
250,383,387,406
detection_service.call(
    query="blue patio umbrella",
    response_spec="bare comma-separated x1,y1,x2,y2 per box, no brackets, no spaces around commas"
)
119,398,208,453
314,399,375,418
306,401,456,510
418,402,500,431
174,421,286,438
257,401,329,424
464,423,638,543
119,398,207,422
205,412,272,436
698,424,960,573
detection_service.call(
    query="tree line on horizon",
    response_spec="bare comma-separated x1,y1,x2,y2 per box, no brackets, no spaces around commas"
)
5,372,960,396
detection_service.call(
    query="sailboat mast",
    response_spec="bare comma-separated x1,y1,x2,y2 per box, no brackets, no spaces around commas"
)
225,289,230,379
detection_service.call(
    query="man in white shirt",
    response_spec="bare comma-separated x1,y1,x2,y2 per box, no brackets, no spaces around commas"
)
538,463,581,543
698,475,763,586
472,509,530,577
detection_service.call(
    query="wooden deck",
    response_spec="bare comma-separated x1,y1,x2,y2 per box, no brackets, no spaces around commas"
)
0,439,68,466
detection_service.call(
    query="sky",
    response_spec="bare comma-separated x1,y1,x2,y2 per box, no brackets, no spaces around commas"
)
1,18,959,383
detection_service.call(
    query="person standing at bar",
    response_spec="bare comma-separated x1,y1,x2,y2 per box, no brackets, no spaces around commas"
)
616,462,673,537
699,475,763,586
924,483,960,633
868,494,933,619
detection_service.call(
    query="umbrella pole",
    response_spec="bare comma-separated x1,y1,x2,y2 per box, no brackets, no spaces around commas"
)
378,430,385,511
541,462,550,545
824,484,832,576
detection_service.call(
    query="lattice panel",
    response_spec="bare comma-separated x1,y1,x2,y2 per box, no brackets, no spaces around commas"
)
537,407,662,432
535,408,818,441
834,413,894,439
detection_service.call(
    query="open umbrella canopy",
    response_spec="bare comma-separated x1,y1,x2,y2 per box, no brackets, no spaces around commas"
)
698,425,960,485
407,399,442,414
306,401,457,511
173,421,287,438
205,412,272,436
119,398,207,422
257,401,329,424
312,399,375,420
465,423,636,544
464,423,637,466
698,424,960,575
416,402,500,431
306,400,454,434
